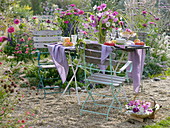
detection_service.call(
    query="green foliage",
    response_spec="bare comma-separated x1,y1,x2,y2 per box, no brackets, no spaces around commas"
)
12,4,33,18
143,116,170,128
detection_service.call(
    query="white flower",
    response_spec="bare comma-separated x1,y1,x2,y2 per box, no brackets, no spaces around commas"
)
93,5,97,10
106,22,110,27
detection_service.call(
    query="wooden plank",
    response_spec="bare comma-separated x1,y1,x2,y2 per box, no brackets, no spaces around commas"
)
33,30,62,35
33,36,61,42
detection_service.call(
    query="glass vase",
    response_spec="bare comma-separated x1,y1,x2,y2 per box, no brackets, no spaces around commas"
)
98,30,107,44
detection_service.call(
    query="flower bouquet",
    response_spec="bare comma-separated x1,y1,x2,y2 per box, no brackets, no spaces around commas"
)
125,99,161,120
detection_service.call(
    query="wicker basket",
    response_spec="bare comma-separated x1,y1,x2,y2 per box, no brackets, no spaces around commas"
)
127,96,161,119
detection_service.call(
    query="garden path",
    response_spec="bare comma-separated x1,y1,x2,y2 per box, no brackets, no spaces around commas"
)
14,77,170,128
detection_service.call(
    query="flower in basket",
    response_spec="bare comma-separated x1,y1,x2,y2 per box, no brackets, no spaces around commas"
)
55,4,84,37
125,100,161,118
82,3,121,44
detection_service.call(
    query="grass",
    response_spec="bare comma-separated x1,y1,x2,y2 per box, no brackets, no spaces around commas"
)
142,117,170,128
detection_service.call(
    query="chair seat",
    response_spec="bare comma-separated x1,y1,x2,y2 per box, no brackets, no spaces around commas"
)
87,73,125,86
38,64,56,68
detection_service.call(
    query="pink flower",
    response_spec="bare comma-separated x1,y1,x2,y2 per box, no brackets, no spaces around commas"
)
73,12,78,15
142,24,147,27
18,120,21,123
64,21,69,24
78,10,84,15
126,29,132,32
70,4,76,7
7,26,15,33
14,19,20,24
25,45,28,47
20,38,25,42
15,47,19,50
27,37,32,41
66,12,72,15
90,15,95,20
16,44,20,46
61,11,66,14
32,17,37,19
142,11,147,14
26,48,29,51
31,51,36,54
25,109,30,113
0,36,7,42
46,20,51,23
25,51,29,54
0,49,3,52
31,113,35,116
100,3,107,10
112,11,118,16
113,18,118,22
0,62,2,65
155,17,160,21
97,6,102,11
149,22,156,25
119,21,124,25
21,120,25,123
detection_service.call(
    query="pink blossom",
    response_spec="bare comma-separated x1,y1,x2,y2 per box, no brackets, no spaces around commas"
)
102,18,109,24
61,11,66,14
73,12,78,15
14,19,20,24
64,21,69,24
46,20,51,23
97,6,102,11
113,18,118,22
66,12,72,15
26,112,30,115
21,120,25,123
26,48,29,51
149,22,156,25
0,49,3,52
25,45,28,47
25,51,29,54
20,38,25,42
155,17,160,21
78,10,84,15
18,120,21,123
142,11,147,14
31,113,35,116
17,51,22,54
16,44,20,46
7,26,15,33
31,51,36,54
90,15,95,20
100,3,107,10
27,37,32,41
142,24,147,27
70,4,76,7
0,62,2,65
126,29,132,32
32,17,37,19
15,47,19,50
33,48,36,50
119,21,124,25
1,110,4,114
112,11,118,16
0,36,7,42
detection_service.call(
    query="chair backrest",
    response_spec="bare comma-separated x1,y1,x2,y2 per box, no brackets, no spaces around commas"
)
33,30,62,48
81,43,116,66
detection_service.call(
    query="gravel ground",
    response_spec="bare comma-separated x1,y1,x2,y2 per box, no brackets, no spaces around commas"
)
13,77,170,128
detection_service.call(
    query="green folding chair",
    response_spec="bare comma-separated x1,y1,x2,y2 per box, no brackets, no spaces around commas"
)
79,43,132,120
33,30,63,97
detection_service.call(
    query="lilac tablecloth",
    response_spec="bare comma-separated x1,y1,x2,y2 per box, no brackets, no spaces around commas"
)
128,49,146,93
47,44,75,83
